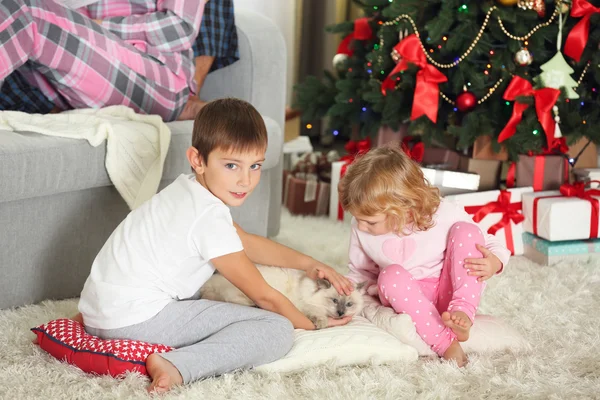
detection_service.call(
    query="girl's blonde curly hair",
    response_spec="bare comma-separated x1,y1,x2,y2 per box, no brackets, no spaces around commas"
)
338,145,441,234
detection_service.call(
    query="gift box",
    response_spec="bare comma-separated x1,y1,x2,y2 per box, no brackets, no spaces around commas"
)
445,188,533,255
472,135,508,161
573,168,600,188
421,167,480,196
288,150,339,183
515,154,569,191
282,136,313,171
283,171,330,216
458,157,501,191
376,124,407,147
567,139,597,169
329,161,352,222
522,232,600,266
422,148,461,170
522,184,600,242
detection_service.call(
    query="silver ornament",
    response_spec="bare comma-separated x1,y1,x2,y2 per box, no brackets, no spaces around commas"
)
514,47,533,66
332,53,349,70
556,0,571,14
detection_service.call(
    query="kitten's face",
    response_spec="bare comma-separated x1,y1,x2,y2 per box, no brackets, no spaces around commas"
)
311,280,365,318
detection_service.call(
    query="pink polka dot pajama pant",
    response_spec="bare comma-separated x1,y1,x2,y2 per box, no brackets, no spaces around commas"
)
378,222,486,356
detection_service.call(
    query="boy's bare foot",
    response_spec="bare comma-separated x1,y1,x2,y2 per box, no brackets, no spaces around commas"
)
71,313,84,325
146,353,183,394
442,310,472,342
442,340,468,367
176,96,206,120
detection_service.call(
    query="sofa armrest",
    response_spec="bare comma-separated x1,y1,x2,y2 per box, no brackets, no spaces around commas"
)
199,9,286,165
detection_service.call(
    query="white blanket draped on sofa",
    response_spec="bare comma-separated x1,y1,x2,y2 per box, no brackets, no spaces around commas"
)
0,106,170,210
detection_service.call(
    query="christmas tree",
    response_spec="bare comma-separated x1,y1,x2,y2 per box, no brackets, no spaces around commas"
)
292,0,393,141
294,0,600,160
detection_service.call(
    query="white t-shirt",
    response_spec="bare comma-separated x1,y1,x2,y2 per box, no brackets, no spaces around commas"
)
79,174,244,329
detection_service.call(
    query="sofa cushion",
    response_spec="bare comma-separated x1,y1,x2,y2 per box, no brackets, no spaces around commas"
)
0,116,280,204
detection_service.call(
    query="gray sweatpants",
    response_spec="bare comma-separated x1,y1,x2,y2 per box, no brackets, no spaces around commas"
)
85,300,294,384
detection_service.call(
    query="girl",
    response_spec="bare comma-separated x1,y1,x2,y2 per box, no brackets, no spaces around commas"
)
338,146,510,366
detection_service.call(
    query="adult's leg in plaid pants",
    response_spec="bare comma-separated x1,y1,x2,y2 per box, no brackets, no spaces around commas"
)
0,0,189,121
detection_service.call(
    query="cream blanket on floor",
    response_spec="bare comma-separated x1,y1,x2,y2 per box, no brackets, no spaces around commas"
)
0,106,171,210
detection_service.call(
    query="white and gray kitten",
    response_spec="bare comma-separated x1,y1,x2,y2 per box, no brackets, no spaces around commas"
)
200,266,365,329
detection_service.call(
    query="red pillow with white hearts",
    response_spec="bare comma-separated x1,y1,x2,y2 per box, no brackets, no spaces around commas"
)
31,319,174,377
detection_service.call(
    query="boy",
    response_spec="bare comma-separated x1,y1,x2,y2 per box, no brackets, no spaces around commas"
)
77,98,354,393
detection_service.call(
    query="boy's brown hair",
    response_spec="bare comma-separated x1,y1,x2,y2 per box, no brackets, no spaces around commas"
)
192,98,268,163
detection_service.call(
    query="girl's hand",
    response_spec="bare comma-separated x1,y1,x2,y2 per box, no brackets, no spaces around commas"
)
327,316,352,328
306,264,354,295
464,244,503,282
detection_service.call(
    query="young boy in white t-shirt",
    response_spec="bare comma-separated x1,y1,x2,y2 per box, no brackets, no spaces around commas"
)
77,99,354,393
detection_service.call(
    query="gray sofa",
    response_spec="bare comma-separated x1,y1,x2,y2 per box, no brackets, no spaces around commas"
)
0,10,286,310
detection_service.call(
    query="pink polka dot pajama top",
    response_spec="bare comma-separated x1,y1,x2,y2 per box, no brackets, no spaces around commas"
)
346,200,511,356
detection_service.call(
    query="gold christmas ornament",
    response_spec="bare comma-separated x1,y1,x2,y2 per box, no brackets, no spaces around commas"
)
496,0,519,5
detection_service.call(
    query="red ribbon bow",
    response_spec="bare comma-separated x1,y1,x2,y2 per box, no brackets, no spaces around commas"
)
533,181,600,239
464,191,524,255
498,76,560,148
336,18,373,57
337,138,372,220
564,0,600,62
353,17,372,40
381,35,447,123
400,137,424,163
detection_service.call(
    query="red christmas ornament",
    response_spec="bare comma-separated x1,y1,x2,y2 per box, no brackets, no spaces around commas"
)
456,91,477,112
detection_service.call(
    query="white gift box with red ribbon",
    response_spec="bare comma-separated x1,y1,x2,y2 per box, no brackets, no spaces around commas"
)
329,161,353,222
522,182,600,242
445,187,534,255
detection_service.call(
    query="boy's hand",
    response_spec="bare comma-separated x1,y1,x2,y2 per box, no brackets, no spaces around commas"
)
464,244,503,282
306,264,354,296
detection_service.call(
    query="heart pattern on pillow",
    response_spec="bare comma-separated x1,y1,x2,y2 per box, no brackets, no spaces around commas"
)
382,237,417,264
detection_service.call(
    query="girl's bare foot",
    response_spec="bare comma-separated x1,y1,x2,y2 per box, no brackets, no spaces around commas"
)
442,310,472,342
146,353,183,394
442,340,468,367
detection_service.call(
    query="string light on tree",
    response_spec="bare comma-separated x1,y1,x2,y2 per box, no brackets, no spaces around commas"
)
496,0,519,5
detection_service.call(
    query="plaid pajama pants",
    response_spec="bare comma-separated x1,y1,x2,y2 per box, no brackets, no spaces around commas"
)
0,0,238,116
0,0,194,121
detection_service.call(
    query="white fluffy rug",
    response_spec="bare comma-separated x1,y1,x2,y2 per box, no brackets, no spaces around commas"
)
2,211,600,399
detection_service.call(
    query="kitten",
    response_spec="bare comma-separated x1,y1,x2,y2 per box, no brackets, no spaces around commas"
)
200,266,365,329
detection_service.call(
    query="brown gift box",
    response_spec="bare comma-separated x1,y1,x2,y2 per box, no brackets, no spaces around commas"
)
376,124,407,147
516,154,569,191
568,139,597,169
422,148,461,170
282,171,330,216
458,157,502,191
472,135,508,161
